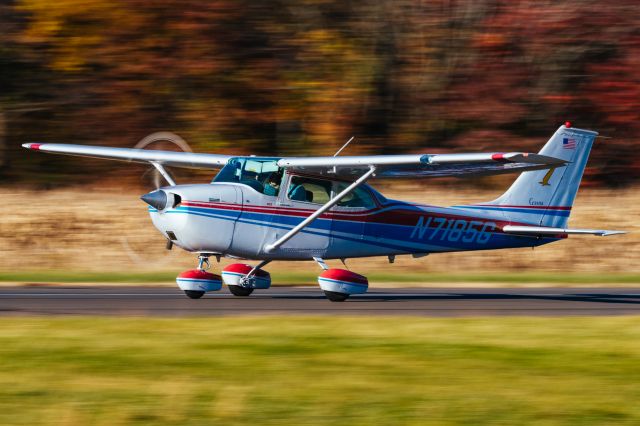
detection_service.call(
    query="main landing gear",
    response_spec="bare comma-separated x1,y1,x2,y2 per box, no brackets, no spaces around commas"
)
221,261,271,296
317,268,369,302
176,255,272,299
314,258,369,302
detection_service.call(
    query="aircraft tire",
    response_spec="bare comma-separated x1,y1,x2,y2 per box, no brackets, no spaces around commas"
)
228,285,254,297
184,290,205,299
324,291,350,302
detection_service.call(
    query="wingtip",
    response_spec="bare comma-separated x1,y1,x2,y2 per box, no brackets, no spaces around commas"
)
22,143,42,150
600,230,627,237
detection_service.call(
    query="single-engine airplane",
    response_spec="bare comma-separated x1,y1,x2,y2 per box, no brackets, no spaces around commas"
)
23,123,624,301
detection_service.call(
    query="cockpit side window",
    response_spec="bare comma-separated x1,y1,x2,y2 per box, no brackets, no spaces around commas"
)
214,159,243,183
213,158,282,196
287,176,332,205
334,182,376,209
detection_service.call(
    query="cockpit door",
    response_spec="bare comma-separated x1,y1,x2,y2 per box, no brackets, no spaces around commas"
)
267,173,332,253
328,181,374,248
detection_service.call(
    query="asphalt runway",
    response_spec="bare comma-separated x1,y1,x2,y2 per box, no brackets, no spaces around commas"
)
1,286,640,316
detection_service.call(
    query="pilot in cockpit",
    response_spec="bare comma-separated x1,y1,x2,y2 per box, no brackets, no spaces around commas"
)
263,171,282,196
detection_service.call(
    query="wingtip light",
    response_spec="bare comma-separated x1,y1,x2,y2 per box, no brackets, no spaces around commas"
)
23,143,42,150
564,121,572,128
25,143,43,150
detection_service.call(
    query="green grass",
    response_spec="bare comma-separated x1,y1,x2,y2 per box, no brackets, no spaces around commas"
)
0,270,178,284
1,270,639,286
0,316,639,425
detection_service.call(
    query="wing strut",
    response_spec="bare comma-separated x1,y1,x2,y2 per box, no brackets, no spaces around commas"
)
264,166,377,253
151,162,176,186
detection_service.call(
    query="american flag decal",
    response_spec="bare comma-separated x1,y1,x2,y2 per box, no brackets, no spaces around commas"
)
562,137,576,149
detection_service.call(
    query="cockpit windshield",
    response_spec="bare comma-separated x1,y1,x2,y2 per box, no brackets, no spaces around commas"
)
212,157,283,196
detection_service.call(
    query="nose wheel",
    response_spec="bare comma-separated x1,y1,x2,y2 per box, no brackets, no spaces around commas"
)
176,254,222,299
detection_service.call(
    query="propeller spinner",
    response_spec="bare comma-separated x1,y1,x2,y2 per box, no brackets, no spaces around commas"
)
141,189,180,211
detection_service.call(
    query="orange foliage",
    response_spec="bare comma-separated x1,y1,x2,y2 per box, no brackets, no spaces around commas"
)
1,0,638,186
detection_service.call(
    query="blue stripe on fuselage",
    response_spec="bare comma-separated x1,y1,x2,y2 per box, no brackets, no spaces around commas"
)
153,204,558,253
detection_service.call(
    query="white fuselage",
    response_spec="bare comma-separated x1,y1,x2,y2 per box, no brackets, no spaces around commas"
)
149,178,553,261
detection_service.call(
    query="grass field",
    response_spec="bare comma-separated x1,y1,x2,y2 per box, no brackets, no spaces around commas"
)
1,316,639,425
2,186,638,279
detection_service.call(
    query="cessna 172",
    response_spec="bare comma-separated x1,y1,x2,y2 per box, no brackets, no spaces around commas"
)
23,123,623,301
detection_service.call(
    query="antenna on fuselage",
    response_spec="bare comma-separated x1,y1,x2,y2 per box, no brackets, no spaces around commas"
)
333,136,355,156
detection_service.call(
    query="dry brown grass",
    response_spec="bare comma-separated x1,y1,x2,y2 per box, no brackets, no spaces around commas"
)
1,184,637,274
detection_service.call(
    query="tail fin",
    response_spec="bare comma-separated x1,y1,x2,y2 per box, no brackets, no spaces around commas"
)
474,124,597,227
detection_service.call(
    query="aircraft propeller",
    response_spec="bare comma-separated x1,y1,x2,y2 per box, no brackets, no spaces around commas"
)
133,132,191,190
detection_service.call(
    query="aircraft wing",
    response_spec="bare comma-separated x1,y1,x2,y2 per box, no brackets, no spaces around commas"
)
22,143,232,169
277,152,567,179
23,143,565,179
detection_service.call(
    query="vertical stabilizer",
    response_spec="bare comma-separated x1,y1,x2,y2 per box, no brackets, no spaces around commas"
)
470,124,597,227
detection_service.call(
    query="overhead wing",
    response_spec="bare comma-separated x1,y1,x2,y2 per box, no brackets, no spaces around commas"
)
23,143,565,179
22,143,232,169
503,225,626,237
277,152,567,179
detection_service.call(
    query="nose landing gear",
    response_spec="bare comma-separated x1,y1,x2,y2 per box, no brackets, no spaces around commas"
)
176,254,222,299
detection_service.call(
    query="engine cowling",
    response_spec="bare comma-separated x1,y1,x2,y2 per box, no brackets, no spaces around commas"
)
222,263,271,289
318,269,368,295
176,270,222,292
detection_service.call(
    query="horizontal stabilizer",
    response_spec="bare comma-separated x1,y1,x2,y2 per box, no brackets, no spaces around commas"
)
503,225,626,237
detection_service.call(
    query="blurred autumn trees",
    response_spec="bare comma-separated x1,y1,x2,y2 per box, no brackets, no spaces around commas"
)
1,0,638,186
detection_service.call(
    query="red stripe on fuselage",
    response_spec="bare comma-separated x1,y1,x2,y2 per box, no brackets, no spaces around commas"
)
179,200,534,230
181,200,381,217
361,207,523,228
